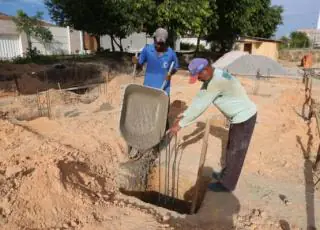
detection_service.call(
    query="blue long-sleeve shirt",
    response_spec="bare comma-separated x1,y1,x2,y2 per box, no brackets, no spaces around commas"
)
139,44,179,95
179,68,257,128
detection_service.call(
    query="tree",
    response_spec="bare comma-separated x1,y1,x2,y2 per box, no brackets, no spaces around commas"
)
13,10,53,52
45,0,141,51
132,0,217,50
279,36,290,49
290,31,310,48
46,0,217,52
207,0,283,52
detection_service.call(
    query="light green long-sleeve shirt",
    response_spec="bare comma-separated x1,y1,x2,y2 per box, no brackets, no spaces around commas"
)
179,68,257,128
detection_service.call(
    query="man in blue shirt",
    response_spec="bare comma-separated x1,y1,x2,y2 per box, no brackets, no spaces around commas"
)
132,28,179,95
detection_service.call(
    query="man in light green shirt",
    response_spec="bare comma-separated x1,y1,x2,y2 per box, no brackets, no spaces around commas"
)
170,58,257,192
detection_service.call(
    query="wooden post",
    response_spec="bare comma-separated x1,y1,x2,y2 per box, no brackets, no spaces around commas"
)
13,75,21,96
314,111,320,170
36,90,42,117
58,82,62,92
132,52,138,82
190,118,211,214
46,90,52,119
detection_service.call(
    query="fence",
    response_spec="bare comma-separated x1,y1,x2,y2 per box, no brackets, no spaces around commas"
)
0,19,83,59
302,68,320,174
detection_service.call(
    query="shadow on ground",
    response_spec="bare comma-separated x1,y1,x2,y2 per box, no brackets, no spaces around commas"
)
181,121,229,168
296,134,317,230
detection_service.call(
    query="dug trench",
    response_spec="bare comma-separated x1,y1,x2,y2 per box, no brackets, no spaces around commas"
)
0,62,113,96
117,143,212,215
0,63,123,122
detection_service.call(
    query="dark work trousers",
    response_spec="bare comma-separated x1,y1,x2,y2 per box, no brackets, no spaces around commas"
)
220,113,257,191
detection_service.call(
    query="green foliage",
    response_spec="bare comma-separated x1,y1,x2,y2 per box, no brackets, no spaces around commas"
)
279,32,311,49
279,36,290,49
46,0,216,50
132,0,216,48
45,0,141,51
45,0,282,53
13,10,53,49
289,32,310,48
207,0,283,52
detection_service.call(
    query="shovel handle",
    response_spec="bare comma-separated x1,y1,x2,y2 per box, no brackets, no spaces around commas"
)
161,61,175,90
132,52,139,79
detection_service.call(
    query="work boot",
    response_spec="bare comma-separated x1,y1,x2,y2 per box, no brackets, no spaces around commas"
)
208,182,230,192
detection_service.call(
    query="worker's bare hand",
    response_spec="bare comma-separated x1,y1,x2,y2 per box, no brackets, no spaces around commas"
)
132,56,138,64
165,73,172,81
169,123,181,136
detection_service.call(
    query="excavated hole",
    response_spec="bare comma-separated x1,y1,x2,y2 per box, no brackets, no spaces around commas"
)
118,154,209,214
120,189,193,214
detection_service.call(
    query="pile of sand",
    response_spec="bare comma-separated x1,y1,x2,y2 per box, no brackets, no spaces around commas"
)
0,119,171,229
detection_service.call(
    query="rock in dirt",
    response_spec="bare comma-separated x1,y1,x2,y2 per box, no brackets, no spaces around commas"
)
162,214,171,222
70,221,77,227
0,200,11,217
102,194,110,201
279,194,290,205
5,166,22,178
279,219,290,230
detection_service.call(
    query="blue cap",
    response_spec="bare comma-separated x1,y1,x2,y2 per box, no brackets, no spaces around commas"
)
188,58,209,83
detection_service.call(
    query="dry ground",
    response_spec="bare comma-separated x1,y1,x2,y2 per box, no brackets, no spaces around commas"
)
0,64,319,229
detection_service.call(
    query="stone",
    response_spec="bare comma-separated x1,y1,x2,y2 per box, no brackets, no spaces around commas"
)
102,195,110,200
162,215,171,222
5,166,22,178
96,193,102,198
62,223,69,229
70,221,77,227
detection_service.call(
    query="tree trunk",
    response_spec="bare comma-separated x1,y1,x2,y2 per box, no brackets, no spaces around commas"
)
195,33,202,57
119,38,123,52
27,34,32,50
95,35,101,51
112,36,122,52
110,35,115,52
167,26,175,48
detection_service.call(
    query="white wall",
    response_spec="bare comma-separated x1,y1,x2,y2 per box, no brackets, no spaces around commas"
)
0,35,22,59
0,19,83,57
179,37,211,50
100,32,154,52
31,26,70,55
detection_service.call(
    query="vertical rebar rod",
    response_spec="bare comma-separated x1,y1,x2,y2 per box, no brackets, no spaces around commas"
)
164,134,168,204
171,134,178,204
36,90,41,117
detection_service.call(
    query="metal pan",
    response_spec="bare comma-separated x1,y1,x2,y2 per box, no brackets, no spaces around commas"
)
119,84,169,151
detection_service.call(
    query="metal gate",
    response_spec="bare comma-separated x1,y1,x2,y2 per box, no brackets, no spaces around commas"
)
0,35,22,60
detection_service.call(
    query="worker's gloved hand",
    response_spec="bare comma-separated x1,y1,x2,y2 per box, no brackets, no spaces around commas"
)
132,56,138,64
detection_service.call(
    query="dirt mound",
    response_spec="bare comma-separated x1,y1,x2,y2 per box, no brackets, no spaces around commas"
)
0,119,160,229
0,63,46,77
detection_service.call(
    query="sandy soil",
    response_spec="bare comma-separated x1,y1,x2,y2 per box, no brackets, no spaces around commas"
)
0,65,320,229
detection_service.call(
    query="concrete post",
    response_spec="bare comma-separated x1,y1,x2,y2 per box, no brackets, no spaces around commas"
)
67,26,71,55
80,31,84,52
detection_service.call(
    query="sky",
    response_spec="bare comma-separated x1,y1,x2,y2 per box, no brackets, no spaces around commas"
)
0,0,320,38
